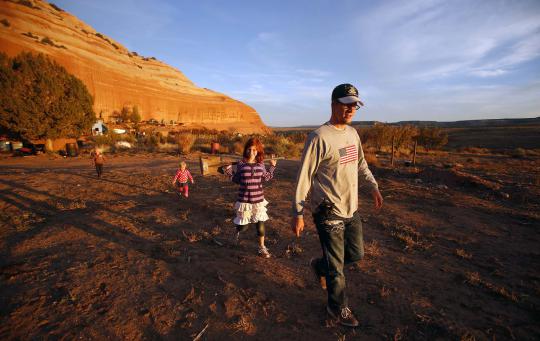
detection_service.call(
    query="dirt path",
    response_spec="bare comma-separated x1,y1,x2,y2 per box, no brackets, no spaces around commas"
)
0,152,539,340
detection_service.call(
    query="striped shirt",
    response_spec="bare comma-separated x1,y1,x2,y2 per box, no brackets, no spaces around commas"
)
172,169,193,184
225,160,276,203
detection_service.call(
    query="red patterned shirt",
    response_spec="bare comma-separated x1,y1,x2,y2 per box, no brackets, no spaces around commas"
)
173,169,193,184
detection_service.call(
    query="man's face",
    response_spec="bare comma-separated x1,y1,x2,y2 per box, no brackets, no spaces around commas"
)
331,101,359,125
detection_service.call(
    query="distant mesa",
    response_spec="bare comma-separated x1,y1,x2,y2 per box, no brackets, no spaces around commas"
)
0,0,270,134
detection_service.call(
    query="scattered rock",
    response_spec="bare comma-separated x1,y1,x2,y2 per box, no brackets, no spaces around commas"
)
498,192,510,199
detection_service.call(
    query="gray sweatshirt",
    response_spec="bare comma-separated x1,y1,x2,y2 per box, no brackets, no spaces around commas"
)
293,122,378,219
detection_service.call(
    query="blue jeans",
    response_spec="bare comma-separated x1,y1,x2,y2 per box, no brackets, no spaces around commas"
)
312,203,364,310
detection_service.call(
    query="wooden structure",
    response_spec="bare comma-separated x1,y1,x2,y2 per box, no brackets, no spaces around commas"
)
199,155,224,176
198,154,284,176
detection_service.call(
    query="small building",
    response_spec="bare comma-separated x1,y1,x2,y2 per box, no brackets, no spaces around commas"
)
92,120,108,136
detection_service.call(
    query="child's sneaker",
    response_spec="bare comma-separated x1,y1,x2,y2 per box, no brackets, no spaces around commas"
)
258,246,271,258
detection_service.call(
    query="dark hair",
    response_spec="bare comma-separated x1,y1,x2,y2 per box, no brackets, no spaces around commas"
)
243,137,265,163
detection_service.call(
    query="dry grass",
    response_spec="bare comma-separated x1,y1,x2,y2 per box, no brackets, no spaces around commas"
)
460,332,476,341
379,285,391,299
284,242,304,258
464,271,481,286
365,240,382,258
389,224,431,252
182,230,202,243
364,152,379,166
463,271,518,302
459,147,490,154
455,248,472,259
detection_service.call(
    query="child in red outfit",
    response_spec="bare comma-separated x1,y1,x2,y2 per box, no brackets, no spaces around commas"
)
172,161,194,197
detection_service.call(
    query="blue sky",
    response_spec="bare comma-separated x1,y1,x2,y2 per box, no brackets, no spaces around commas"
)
53,0,540,126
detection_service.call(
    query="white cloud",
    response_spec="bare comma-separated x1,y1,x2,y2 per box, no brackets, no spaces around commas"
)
470,69,508,77
295,68,332,77
355,0,540,81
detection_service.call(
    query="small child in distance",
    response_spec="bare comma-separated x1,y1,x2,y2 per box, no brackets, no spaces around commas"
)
172,161,194,198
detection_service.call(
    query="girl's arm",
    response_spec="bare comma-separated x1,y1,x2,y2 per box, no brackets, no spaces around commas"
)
262,163,276,181
172,170,180,184
226,161,243,184
187,170,194,183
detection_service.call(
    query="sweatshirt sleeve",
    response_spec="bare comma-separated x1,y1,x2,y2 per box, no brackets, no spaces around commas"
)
357,139,378,190
292,133,324,216
187,170,194,183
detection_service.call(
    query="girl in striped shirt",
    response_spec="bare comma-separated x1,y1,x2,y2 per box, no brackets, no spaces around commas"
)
225,138,277,258
171,161,194,198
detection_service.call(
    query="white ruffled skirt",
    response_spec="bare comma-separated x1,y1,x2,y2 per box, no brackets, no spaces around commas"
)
233,199,269,225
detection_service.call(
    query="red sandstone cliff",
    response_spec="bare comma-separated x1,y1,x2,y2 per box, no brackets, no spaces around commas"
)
0,0,270,134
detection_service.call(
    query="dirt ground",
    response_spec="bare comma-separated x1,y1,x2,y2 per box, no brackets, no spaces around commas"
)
0,151,539,340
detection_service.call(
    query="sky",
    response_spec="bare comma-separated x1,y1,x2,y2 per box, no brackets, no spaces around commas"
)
53,0,540,126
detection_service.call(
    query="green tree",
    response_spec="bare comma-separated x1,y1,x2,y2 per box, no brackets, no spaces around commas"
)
417,127,448,151
120,106,131,122
0,52,95,140
391,125,418,151
130,105,141,124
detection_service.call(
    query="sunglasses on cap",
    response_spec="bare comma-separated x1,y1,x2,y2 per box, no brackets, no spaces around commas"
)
334,101,361,110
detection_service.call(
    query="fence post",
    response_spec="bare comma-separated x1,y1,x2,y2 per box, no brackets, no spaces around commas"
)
391,135,395,167
412,140,417,166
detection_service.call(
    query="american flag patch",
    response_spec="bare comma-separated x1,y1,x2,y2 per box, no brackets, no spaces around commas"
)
339,145,358,164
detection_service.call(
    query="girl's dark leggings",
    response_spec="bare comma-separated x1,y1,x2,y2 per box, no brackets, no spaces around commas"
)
95,164,103,177
236,221,265,237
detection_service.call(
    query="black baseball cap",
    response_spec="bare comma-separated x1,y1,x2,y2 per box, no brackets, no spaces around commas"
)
331,83,364,106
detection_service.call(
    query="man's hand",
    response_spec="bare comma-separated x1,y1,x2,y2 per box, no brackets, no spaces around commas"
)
372,189,383,210
291,216,305,237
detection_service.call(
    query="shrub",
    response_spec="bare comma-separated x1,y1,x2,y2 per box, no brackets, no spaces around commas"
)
459,147,489,154
157,132,166,144
232,141,244,155
417,127,448,151
364,152,379,167
17,0,35,9
120,106,131,122
130,106,141,124
391,125,418,151
0,52,95,140
146,134,159,147
1,19,10,27
122,134,136,144
49,3,64,12
176,133,195,154
166,133,176,144
22,32,38,39
263,135,302,158
511,148,526,158
41,36,54,45
91,133,120,147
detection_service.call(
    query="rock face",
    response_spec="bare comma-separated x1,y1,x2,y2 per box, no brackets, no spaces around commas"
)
0,0,270,134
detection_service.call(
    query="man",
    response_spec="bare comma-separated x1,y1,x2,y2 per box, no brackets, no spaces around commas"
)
291,83,383,327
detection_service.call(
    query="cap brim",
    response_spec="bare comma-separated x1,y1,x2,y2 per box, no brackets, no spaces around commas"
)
337,96,364,106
